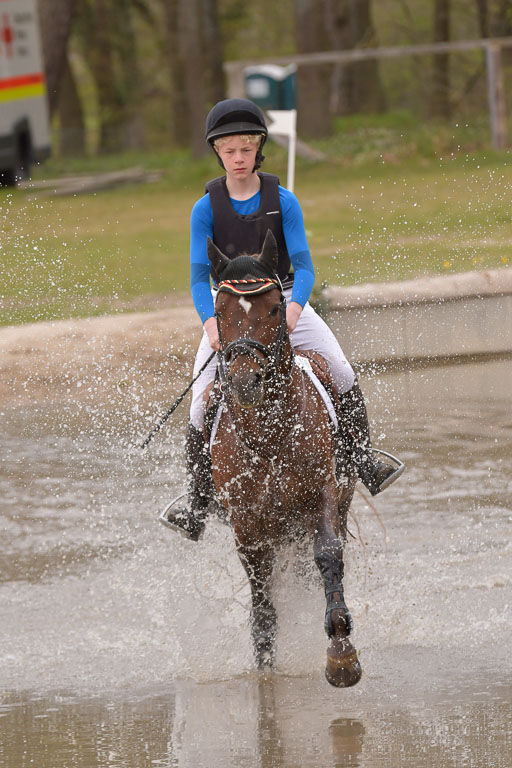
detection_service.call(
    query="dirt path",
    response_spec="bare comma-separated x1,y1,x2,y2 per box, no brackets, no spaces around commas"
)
0,305,202,409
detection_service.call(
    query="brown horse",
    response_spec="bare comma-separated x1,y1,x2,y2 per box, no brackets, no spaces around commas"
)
206,231,362,687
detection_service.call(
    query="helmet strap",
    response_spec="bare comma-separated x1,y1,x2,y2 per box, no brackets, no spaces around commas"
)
253,149,265,171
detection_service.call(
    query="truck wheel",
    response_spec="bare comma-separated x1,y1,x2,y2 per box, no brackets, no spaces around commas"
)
0,137,31,186
0,168,17,187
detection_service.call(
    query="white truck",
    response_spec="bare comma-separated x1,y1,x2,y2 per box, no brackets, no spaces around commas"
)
0,0,50,185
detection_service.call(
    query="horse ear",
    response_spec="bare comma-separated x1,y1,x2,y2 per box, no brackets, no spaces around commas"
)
207,237,230,276
258,229,279,274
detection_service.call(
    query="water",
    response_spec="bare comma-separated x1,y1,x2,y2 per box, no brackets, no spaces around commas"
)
1,358,511,767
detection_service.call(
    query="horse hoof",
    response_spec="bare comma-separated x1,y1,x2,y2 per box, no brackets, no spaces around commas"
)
325,647,362,688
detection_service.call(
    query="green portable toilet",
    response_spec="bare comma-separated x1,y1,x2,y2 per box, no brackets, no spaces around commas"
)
244,64,297,111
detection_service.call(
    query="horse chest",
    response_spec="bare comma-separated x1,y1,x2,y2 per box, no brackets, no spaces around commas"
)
213,441,333,518
211,378,336,519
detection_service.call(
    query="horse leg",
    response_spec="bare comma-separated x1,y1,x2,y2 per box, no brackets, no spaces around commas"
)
237,543,277,670
313,495,362,688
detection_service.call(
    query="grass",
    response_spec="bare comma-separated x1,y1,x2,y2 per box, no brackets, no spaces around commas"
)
1,112,511,326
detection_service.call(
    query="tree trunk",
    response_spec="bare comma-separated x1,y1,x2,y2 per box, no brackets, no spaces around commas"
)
431,0,451,119
475,0,489,37
200,0,225,106
57,54,86,156
114,2,145,150
294,0,333,138
163,0,223,156
489,0,512,36
327,0,386,116
163,0,190,146
79,0,125,153
37,0,80,115
179,0,208,157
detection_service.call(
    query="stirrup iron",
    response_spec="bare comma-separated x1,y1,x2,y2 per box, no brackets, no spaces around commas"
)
159,492,191,529
372,448,405,491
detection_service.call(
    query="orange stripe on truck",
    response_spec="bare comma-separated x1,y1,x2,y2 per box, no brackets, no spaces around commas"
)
0,71,46,102
0,72,45,89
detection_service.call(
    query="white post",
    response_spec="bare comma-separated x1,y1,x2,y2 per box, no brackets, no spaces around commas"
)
266,109,297,193
485,41,507,150
286,112,297,193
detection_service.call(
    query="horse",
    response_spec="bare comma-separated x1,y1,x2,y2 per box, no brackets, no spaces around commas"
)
206,230,362,688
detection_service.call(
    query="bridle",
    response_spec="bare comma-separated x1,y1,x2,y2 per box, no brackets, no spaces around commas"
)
215,278,293,390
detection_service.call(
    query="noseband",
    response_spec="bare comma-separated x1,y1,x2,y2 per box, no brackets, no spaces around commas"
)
215,278,292,388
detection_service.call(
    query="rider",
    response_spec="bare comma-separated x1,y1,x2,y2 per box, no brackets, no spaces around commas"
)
166,98,403,540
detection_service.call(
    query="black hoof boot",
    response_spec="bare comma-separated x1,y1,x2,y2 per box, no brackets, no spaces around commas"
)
252,601,277,669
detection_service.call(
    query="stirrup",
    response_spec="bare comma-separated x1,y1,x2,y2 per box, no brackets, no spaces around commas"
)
159,492,206,541
371,448,405,492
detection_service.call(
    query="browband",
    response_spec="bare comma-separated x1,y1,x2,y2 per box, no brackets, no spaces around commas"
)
217,277,280,296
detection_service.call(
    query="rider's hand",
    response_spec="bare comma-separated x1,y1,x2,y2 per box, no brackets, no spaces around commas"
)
204,316,220,351
286,301,303,335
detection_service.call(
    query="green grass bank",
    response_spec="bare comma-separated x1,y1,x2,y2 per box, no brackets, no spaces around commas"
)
1,114,511,326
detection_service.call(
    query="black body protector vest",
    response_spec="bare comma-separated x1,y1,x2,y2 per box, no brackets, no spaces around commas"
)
205,172,292,285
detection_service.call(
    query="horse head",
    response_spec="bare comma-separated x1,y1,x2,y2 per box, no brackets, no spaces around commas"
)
208,230,291,409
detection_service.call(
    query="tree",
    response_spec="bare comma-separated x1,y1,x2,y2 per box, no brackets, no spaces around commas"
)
475,0,512,36
475,0,490,36
57,55,86,156
162,0,225,156
37,0,80,115
294,0,333,138
431,0,451,118
293,0,385,138
201,0,225,106
164,0,189,146
326,0,386,116
74,0,153,153
78,0,123,153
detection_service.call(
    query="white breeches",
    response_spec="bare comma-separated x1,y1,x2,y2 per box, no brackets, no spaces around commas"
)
189,287,355,430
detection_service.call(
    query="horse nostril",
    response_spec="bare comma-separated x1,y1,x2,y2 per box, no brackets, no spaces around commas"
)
246,372,261,391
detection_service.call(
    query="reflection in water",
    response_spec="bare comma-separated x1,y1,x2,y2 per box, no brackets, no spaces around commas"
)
0,690,176,768
1,359,511,767
1,677,511,767
330,718,365,768
257,678,286,768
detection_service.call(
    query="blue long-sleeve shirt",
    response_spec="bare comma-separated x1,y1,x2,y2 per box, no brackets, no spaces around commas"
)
190,185,315,323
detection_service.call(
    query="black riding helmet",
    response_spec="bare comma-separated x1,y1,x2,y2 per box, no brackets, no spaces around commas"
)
205,98,268,171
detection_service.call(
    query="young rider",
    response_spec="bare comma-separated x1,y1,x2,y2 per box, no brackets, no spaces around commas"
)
166,98,403,540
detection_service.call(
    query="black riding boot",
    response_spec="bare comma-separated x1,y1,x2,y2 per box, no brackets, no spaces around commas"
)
163,423,212,541
337,382,403,496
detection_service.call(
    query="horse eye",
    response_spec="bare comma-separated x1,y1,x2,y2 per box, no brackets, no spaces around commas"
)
270,305,280,316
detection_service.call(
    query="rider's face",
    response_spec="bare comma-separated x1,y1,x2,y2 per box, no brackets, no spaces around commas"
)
215,135,259,182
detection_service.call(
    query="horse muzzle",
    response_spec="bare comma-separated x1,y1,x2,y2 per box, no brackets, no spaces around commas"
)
229,366,265,408
221,338,271,408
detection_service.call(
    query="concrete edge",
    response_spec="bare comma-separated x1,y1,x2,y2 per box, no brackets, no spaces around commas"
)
322,268,512,310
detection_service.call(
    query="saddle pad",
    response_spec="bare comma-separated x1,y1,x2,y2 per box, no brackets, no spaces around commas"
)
294,355,338,430
208,356,338,452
